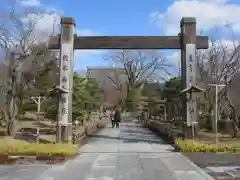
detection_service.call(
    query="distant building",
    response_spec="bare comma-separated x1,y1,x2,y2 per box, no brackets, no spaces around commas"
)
86,67,127,108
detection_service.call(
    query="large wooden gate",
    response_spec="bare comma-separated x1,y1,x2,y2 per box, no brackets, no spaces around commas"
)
48,17,208,142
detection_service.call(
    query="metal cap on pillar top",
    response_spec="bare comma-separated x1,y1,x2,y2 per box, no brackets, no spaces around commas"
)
180,17,197,45
61,17,76,26
180,17,196,26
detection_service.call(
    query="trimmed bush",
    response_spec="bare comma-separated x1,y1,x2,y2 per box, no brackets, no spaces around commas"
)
175,139,240,153
0,140,78,157
199,113,212,131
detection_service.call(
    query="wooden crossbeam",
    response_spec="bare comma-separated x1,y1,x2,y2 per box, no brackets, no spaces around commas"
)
48,35,208,50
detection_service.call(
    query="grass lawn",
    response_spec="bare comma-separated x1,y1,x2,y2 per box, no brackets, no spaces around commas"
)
196,131,240,146
175,131,240,152
0,114,108,157
0,115,108,143
0,137,78,157
0,120,57,143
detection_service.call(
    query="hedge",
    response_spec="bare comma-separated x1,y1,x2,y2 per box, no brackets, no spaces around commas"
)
0,140,78,157
175,139,240,153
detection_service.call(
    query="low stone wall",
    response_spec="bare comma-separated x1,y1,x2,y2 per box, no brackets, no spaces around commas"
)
147,120,170,135
72,115,108,144
146,120,184,139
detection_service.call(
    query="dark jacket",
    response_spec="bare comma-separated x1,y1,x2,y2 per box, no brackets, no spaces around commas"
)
110,111,114,121
114,109,121,122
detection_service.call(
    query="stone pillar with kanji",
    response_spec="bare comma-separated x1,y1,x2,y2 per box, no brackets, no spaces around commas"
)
58,17,75,142
180,17,198,138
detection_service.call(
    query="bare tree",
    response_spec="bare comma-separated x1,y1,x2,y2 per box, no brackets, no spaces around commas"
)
0,0,59,135
197,31,240,136
105,50,171,93
105,68,128,107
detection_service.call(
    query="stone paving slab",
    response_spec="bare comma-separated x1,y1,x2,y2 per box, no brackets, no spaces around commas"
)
161,153,198,171
115,153,146,180
203,166,240,179
0,164,51,180
92,154,118,167
0,121,215,180
140,156,177,180
175,171,206,180
184,152,240,179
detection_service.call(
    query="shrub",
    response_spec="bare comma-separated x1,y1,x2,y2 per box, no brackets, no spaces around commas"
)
199,113,212,131
175,139,239,152
0,140,78,157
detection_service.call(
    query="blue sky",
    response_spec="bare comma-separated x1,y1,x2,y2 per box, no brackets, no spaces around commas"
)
43,0,174,36
3,0,240,77
39,0,238,74
46,0,177,71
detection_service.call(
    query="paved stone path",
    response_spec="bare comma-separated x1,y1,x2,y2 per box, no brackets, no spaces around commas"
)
0,122,215,180
203,166,240,180
184,152,240,179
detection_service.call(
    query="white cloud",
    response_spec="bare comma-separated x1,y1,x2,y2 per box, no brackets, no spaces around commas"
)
19,0,99,44
0,0,104,63
208,39,239,50
166,38,239,71
166,50,181,76
150,0,240,79
150,0,240,35
19,0,101,57
16,0,62,43
167,51,181,64
33,13,61,41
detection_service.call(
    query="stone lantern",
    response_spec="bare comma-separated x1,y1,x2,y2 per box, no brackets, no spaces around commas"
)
139,96,150,125
180,85,204,139
48,85,68,142
153,99,167,121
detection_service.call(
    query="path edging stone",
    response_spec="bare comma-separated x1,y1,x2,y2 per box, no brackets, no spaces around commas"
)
181,155,216,180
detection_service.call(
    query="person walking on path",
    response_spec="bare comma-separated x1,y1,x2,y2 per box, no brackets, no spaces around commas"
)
110,109,115,128
114,106,121,128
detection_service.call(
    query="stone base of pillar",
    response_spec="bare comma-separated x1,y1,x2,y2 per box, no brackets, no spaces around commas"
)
184,125,198,139
184,126,192,139
56,124,61,142
61,126,68,143
56,125,69,143
67,124,72,142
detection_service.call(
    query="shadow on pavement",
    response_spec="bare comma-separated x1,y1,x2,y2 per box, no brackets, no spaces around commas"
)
122,129,154,135
88,134,167,144
148,126,176,145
